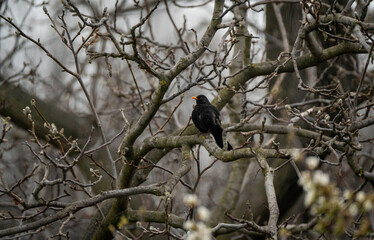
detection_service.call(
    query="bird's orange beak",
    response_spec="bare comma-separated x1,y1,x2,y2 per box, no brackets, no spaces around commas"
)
192,96,198,100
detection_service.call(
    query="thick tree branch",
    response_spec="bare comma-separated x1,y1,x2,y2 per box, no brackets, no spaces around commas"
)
213,42,365,110
255,152,279,239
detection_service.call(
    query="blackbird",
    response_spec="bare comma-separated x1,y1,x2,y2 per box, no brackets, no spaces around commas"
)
191,95,232,150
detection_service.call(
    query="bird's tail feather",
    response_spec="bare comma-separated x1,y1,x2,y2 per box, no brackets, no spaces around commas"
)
212,131,224,148
212,130,233,150
227,142,233,150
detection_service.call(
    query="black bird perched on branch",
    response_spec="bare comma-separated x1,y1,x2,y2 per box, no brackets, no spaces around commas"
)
192,95,232,150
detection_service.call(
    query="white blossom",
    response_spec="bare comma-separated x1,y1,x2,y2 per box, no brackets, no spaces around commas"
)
185,222,212,240
304,188,316,207
291,149,303,162
305,156,319,170
184,220,195,230
298,171,312,190
313,170,330,186
197,206,210,221
355,191,366,203
343,190,352,200
363,200,372,211
184,194,199,207
348,204,359,216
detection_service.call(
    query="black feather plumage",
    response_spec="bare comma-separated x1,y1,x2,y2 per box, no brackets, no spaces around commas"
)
192,95,232,150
